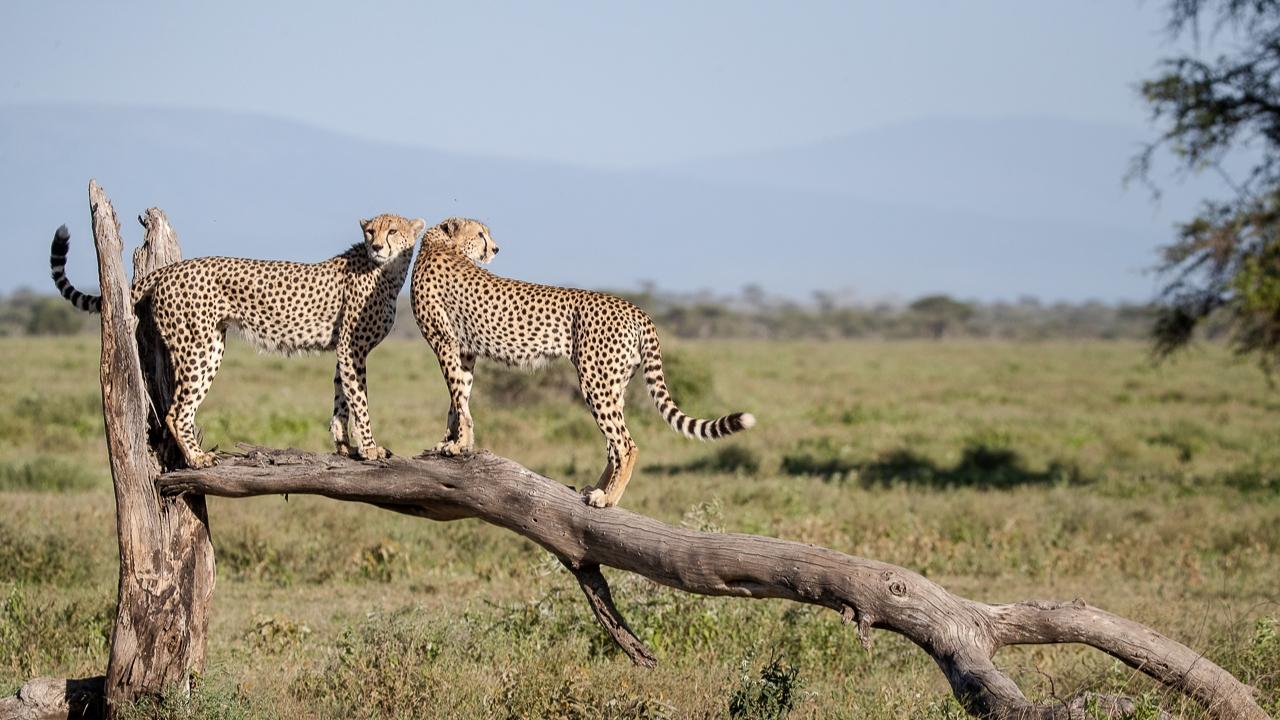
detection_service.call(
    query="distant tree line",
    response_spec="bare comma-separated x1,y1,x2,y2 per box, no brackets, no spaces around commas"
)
1,286,1191,342
610,287,1168,342
0,289,89,336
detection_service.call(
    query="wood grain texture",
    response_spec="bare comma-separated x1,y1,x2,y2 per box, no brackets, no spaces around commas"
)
160,446,1269,720
91,186,213,714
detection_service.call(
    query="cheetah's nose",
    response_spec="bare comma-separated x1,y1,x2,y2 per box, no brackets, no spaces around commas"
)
493,247,500,255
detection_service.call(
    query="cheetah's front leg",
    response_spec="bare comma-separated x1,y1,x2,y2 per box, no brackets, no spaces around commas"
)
336,342,388,460
431,348,476,456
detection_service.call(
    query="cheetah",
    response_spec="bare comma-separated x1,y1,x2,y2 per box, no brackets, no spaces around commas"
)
49,214,424,469
410,217,756,508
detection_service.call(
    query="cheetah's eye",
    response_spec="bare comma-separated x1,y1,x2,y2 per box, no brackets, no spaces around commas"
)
389,228,398,235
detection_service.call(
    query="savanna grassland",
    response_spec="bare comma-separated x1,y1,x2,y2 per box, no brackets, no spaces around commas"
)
1,335,1277,719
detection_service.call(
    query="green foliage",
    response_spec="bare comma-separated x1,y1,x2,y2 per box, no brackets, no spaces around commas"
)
0,519,95,585
1137,0,1280,370
728,656,804,720
484,668,676,720
2,336,1279,717
0,585,112,685
1244,616,1280,712
117,683,259,720
0,457,100,491
214,527,301,586
0,291,87,337
907,294,976,339
291,610,444,718
24,297,85,336
0,392,103,442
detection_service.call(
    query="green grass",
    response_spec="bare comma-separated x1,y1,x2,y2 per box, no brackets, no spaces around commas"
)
0,335,1277,718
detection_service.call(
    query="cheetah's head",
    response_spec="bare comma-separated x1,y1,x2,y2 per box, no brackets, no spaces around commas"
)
359,214,425,266
432,217,498,265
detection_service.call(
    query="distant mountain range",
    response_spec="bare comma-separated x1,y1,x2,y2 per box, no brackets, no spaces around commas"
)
0,103,1237,302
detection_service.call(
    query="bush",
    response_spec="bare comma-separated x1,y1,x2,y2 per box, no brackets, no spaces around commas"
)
117,682,259,720
0,585,112,685
728,656,804,720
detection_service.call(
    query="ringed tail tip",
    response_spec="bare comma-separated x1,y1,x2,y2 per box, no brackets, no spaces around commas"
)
55,224,69,241
739,413,756,430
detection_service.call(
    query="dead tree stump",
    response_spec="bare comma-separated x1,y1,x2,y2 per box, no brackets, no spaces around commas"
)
92,183,214,712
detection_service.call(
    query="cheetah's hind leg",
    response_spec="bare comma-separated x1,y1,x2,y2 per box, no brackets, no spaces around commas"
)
330,366,353,456
584,458,615,508
580,370,639,508
164,330,225,470
585,440,638,508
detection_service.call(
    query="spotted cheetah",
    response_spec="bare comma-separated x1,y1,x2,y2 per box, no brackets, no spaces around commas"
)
410,217,756,508
49,214,424,469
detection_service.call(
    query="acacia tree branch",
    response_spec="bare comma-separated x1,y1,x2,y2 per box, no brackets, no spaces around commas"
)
157,446,1269,720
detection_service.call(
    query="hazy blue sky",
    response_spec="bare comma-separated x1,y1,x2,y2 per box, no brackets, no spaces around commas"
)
3,2,1187,167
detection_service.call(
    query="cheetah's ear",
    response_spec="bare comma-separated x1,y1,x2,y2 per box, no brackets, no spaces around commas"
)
441,218,459,237
410,218,427,239
359,218,370,231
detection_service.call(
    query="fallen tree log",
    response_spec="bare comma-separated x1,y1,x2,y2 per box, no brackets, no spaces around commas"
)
154,446,1268,720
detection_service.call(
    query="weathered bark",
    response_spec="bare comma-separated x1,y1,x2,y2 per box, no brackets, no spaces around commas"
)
157,446,1270,720
90,184,214,714
0,678,104,720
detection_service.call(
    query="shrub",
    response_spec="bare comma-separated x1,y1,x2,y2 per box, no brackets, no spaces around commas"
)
728,656,804,720
117,682,258,720
0,585,112,684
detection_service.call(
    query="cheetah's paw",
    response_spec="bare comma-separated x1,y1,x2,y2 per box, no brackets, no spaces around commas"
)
355,445,390,460
584,488,612,508
430,440,474,457
185,451,219,470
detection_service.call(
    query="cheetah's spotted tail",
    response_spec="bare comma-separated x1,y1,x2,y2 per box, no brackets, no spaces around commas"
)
640,319,756,440
50,225,103,313
50,225,162,313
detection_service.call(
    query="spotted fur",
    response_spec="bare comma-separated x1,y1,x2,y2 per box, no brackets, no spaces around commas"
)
410,217,756,508
49,215,424,469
